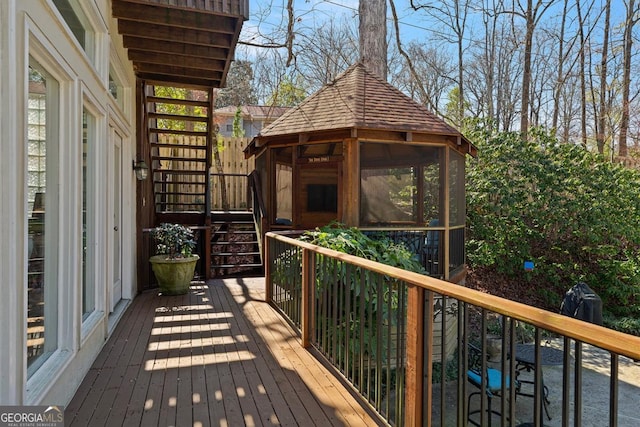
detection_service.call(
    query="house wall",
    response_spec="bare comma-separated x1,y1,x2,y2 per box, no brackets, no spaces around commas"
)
0,0,137,406
217,115,267,138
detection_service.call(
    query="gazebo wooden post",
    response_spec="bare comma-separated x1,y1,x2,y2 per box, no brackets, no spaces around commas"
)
342,137,360,227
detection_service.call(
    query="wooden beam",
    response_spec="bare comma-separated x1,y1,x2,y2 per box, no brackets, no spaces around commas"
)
123,35,228,59
113,0,249,17
147,112,208,123
113,0,238,33
118,20,234,48
142,77,219,90
134,63,223,80
128,50,226,72
146,95,209,107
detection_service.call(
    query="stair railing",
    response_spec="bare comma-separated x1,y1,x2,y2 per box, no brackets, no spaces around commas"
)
248,170,267,260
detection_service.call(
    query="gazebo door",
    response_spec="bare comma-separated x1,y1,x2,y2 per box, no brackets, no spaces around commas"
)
294,162,341,229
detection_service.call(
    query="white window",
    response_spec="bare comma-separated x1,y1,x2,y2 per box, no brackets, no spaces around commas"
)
52,0,95,62
108,65,124,110
82,109,96,319
27,58,60,377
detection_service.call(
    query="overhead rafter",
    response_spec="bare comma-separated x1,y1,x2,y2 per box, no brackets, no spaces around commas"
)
112,0,248,88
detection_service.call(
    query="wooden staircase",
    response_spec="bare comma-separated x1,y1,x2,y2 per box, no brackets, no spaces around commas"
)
210,212,263,277
142,84,264,279
145,88,211,213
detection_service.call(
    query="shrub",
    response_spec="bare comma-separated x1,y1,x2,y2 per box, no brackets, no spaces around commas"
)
150,223,196,259
466,128,640,317
300,222,425,273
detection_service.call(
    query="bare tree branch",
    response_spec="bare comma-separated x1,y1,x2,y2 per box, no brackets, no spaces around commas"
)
389,0,440,115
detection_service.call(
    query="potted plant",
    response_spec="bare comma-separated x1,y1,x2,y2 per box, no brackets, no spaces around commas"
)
485,315,503,362
149,223,199,295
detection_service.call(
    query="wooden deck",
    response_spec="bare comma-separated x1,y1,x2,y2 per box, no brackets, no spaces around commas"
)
65,278,382,427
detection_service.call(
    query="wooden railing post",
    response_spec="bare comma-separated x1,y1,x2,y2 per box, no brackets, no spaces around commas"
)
301,248,315,348
265,234,272,303
405,284,425,426
204,217,212,279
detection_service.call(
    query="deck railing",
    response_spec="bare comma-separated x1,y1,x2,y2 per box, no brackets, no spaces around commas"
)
265,232,640,426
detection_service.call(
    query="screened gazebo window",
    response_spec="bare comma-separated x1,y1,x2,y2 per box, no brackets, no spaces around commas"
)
360,143,444,226
448,149,465,226
275,147,293,222
360,167,417,224
423,160,441,224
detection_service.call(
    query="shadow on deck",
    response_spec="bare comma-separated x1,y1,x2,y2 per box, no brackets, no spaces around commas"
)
65,278,382,426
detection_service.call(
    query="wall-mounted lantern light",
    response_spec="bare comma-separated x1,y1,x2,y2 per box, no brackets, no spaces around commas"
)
133,159,149,181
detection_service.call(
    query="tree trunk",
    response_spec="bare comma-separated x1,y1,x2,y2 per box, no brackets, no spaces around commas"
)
551,0,568,136
618,0,636,158
484,9,496,127
520,0,534,140
359,0,387,80
576,0,587,148
596,0,611,154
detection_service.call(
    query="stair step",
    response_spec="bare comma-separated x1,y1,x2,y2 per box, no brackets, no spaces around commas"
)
214,263,263,269
212,251,260,257
212,220,254,225
213,231,256,236
211,240,258,245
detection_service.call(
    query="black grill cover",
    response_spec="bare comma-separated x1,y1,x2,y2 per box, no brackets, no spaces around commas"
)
560,282,603,325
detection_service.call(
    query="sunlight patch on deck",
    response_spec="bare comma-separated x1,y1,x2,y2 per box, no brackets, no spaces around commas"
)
150,323,231,336
244,414,255,426
152,311,233,322
236,387,246,397
147,336,237,350
144,351,256,370
155,304,217,313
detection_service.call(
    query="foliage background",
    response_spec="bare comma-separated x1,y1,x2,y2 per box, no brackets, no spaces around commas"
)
465,128,640,331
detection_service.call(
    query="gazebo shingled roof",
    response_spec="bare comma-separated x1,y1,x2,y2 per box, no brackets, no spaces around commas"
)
245,63,477,157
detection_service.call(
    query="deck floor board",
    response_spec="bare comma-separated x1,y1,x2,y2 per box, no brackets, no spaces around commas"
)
65,278,381,426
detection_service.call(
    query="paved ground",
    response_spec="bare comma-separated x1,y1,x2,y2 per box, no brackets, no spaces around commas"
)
523,340,640,427
430,339,640,426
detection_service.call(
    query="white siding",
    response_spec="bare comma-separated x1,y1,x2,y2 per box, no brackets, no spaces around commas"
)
0,0,137,406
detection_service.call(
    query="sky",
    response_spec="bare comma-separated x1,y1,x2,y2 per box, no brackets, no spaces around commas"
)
238,0,627,56
239,0,431,48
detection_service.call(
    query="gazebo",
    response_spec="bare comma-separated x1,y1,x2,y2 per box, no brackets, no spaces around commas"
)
245,63,477,282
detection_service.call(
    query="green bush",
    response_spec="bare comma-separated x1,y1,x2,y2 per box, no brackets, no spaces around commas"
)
150,223,196,259
466,128,640,317
300,222,425,273
299,222,423,366
604,314,640,336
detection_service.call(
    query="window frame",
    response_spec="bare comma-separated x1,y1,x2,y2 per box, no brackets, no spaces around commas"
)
25,19,76,403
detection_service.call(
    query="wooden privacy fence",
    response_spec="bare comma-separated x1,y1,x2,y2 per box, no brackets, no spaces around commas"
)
156,135,254,212
212,136,254,210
